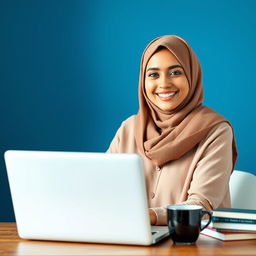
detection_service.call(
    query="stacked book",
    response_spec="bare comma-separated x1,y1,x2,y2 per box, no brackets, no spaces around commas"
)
201,208,256,241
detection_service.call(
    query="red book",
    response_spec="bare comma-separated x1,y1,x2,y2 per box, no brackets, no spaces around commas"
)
201,227,256,241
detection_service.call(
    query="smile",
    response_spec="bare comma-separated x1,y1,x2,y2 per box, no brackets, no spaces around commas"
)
156,91,178,101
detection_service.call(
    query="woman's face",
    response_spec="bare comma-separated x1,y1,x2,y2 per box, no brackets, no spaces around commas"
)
145,48,189,112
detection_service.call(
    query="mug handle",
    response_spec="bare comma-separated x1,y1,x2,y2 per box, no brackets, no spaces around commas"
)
200,210,212,231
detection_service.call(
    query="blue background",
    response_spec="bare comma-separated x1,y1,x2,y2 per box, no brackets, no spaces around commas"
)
1,0,255,221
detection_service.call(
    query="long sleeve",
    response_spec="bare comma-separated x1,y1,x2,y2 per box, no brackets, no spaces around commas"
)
150,122,234,225
181,122,233,209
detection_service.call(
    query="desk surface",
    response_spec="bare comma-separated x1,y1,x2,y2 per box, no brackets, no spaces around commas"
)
0,223,256,256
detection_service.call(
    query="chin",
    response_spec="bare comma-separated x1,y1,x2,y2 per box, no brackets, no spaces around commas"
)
158,103,176,112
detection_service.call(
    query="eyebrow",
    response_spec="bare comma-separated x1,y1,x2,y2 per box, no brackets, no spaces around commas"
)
146,65,183,72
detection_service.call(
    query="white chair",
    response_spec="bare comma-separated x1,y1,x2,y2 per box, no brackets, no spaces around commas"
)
229,170,256,210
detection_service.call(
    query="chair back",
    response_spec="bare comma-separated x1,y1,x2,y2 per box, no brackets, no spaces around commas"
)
229,170,256,210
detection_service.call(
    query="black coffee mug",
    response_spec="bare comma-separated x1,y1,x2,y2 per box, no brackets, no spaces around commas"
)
167,205,212,244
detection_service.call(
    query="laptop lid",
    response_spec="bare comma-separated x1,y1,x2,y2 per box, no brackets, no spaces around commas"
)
5,150,166,245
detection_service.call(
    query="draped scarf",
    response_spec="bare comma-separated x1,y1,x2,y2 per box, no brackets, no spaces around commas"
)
134,35,237,168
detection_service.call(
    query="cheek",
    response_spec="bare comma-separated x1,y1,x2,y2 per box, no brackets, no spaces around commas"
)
181,85,189,96
180,80,190,97
144,81,155,97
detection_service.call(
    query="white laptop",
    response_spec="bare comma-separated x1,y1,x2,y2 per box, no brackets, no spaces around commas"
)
4,150,169,245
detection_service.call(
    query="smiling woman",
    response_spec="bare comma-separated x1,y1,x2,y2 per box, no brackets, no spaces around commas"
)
107,35,238,226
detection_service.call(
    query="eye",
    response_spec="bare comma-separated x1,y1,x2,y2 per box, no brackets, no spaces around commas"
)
148,72,159,78
170,70,182,76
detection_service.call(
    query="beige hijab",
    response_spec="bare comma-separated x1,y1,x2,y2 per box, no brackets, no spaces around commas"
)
135,35,238,168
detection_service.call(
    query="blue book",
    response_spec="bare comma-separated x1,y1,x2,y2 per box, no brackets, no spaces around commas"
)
212,217,256,224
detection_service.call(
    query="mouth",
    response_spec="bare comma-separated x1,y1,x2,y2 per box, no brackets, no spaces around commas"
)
156,91,178,101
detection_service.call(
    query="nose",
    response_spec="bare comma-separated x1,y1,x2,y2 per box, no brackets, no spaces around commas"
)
159,74,171,88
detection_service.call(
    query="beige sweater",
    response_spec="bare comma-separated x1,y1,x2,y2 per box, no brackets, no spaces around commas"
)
107,115,233,225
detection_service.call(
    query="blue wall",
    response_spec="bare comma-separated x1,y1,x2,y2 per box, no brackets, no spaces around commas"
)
1,0,256,221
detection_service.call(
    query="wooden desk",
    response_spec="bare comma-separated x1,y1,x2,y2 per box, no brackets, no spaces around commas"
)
0,223,255,256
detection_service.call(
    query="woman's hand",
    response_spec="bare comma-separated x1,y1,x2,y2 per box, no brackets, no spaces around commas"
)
149,209,157,225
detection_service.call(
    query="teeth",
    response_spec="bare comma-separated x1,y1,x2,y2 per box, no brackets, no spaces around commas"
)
158,92,176,98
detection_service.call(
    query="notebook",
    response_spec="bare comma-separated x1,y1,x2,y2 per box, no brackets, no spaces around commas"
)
4,150,169,245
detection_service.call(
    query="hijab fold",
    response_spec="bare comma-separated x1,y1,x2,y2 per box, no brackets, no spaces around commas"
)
134,35,237,168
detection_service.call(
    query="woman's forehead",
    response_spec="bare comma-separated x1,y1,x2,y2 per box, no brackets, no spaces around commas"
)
146,48,182,69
